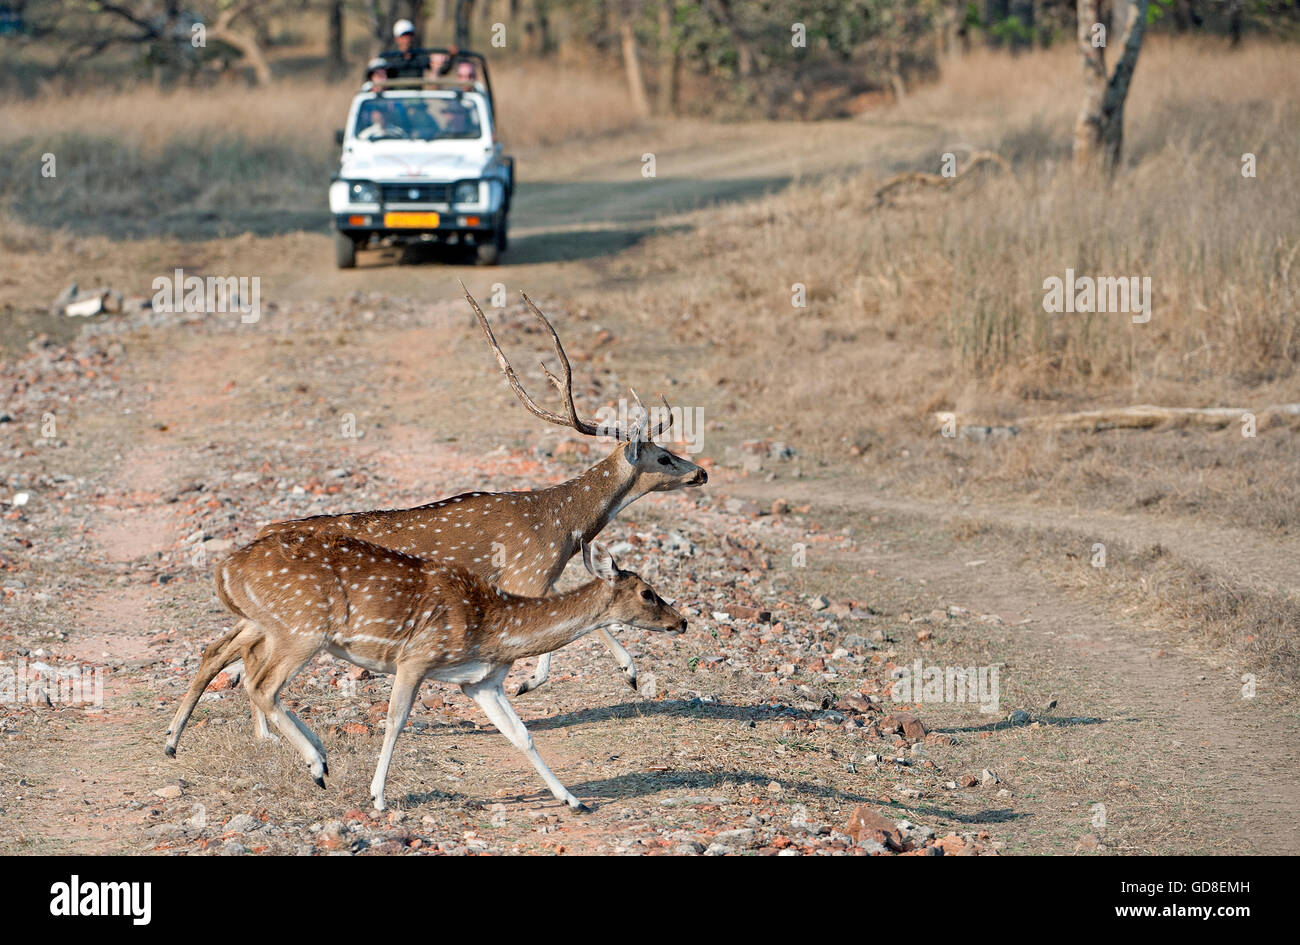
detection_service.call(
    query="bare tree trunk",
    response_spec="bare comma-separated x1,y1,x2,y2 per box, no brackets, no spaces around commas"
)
1227,0,1243,45
367,1,386,54
711,0,754,76
455,0,476,47
620,19,651,117
656,0,678,115
1073,0,1148,172
535,0,553,54
210,3,273,85
327,0,346,78
402,0,426,43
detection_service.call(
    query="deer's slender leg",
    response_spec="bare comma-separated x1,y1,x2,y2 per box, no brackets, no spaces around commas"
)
165,620,257,756
239,648,272,740
370,665,422,811
243,641,324,754
597,627,637,689
464,671,588,811
514,651,552,696
248,648,327,787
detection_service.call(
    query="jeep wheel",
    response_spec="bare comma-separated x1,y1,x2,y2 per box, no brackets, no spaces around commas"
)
475,228,504,266
334,231,358,269
475,237,499,267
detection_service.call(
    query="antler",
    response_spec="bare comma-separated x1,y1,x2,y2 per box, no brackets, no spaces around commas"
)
463,283,589,431
519,291,602,436
464,283,677,442
630,389,674,439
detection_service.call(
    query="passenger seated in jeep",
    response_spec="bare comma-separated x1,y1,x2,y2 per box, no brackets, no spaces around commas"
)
454,59,479,90
402,101,442,141
425,45,460,81
435,100,479,138
356,102,408,140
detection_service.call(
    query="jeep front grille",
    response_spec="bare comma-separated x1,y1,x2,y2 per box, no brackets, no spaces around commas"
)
380,183,452,204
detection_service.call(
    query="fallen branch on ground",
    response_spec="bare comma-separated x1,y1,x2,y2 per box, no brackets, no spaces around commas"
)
870,151,1011,209
932,403,1300,437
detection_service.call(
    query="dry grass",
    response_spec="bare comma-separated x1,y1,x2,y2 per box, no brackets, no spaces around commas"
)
0,61,638,240
1023,525,1300,692
601,39,1297,440
0,61,634,152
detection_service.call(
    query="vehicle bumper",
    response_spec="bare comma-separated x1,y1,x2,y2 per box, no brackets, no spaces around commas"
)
333,209,501,240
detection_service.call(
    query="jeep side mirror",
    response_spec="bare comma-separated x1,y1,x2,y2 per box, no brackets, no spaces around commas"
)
335,129,345,146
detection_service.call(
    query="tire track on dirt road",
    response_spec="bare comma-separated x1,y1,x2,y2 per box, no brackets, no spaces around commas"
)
728,479,1300,853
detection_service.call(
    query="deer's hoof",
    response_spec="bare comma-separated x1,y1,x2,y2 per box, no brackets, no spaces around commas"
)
163,744,175,758
313,775,326,789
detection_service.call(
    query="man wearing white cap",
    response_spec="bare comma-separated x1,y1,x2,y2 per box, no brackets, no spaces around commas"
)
386,18,423,77
393,19,416,49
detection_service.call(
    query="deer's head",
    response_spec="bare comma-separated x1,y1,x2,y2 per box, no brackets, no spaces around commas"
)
614,409,706,493
583,540,687,634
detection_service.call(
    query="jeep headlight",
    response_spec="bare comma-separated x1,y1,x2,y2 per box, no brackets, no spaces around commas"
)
348,181,379,203
453,181,480,204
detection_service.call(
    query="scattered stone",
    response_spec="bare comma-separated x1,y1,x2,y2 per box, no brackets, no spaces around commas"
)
846,806,904,851
715,828,756,848
225,813,259,833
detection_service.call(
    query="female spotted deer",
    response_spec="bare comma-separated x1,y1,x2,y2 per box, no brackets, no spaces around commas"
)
251,288,703,704
165,534,685,811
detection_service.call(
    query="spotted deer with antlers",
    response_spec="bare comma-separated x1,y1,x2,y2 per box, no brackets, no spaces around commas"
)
166,534,685,811
182,288,705,743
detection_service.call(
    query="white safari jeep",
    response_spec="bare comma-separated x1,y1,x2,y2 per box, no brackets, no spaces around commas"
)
329,50,513,267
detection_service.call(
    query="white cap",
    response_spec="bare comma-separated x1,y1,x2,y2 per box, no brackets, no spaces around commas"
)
393,19,415,38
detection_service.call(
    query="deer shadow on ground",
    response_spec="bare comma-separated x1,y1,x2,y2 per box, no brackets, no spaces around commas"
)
521,698,824,731
931,715,1109,734
476,768,1029,827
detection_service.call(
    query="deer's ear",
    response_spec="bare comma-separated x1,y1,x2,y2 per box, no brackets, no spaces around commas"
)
582,540,618,584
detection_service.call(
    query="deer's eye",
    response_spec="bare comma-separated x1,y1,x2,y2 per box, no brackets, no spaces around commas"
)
658,456,671,466
640,588,654,601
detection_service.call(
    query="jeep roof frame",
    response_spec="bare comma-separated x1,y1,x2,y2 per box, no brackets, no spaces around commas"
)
369,47,495,115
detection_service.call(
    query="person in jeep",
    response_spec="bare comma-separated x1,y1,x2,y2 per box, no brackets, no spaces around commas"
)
356,101,407,140
386,19,425,78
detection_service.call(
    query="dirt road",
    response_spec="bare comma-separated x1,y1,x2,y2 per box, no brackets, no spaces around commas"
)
1,118,1296,855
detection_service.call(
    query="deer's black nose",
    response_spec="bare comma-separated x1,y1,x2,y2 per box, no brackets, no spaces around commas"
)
691,469,708,485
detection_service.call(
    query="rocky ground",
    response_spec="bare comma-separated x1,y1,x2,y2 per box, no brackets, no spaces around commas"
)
0,298,1058,856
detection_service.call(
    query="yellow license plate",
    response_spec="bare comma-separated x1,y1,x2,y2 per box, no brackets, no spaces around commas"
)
384,212,440,228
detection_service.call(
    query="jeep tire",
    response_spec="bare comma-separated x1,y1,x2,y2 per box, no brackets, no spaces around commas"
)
334,230,358,269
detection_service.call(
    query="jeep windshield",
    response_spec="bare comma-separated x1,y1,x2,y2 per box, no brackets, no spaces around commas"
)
353,94,483,142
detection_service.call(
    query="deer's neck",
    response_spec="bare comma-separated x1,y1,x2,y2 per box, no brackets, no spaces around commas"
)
488,580,612,660
544,449,640,544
